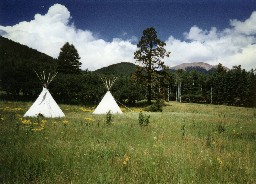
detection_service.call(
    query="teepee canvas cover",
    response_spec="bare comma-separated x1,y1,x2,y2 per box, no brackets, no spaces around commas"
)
93,91,122,114
24,87,65,117
93,77,122,114
24,71,65,118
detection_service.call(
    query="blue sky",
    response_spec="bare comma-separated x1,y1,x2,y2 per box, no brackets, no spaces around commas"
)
1,0,256,70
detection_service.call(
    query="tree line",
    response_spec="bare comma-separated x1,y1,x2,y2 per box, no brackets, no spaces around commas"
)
166,64,256,107
0,28,255,107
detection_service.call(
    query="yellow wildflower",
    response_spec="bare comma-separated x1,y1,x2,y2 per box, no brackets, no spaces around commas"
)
20,118,32,125
125,156,129,162
32,127,44,131
123,154,130,165
63,120,68,123
123,160,127,165
217,157,223,166
63,120,69,126
84,117,94,121
41,120,47,124
3,107,23,112
80,107,92,112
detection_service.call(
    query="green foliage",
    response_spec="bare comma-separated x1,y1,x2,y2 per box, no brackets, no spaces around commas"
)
181,124,186,137
1,36,256,108
181,94,205,103
94,62,137,76
57,42,81,74
206,133,213,148
106,111,113,125
0,36,57,99
113,76,146,105
216,124,226,134
1,101,256,183
138,112,150,126
134,27,170,104
147,99,164,112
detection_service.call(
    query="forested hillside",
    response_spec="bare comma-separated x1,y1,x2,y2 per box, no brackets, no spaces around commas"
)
0,36,255,107
0,36,57,98
94,62,136,76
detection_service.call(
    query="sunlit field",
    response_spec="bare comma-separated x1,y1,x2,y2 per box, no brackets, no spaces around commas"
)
0,101,255,183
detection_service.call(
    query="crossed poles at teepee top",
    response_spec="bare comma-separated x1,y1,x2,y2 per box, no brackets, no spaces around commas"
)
34,70,58,88
101,77,117,91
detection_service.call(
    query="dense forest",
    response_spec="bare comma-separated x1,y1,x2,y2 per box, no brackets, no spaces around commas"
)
0,36,256,107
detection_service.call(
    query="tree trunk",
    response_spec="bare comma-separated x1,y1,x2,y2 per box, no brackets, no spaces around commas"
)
147,82,152,104
147,50,152,104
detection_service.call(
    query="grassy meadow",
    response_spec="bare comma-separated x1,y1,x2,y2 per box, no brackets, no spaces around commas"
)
0,101,255,183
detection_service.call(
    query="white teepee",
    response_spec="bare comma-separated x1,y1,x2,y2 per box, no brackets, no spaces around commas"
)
24,71,65,118
93,78,123,114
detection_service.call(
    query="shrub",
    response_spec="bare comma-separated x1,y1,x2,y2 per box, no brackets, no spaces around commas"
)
216,124,226,134
181,124,185,137
138,112,150,126
106,111,113,125
147,99,164,112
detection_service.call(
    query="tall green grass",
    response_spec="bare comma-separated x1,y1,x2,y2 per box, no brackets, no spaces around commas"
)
0,101,255,183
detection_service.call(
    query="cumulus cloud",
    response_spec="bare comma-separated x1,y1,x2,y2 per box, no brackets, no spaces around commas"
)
0,4,136,70
0,4,255,71
165,11,256,70
230,11,256,35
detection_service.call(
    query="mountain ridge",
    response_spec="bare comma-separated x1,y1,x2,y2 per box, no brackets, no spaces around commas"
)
170,62,228,71
94,62,137,76
94,61,229,75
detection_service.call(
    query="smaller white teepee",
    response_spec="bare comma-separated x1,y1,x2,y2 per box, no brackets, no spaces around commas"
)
24,71,65,118
93,78,123,114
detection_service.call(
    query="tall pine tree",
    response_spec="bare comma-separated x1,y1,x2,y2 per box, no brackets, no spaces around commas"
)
57,42,81,74
134,27,170,104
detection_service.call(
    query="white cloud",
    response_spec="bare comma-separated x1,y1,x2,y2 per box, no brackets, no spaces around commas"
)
165,12,256,70
0,4,255,71
0,4,136,70
230,11,256,35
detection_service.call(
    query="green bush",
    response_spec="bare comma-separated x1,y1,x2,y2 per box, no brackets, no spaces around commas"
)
106,111,113,125
147,99,164,112
138,112,150,126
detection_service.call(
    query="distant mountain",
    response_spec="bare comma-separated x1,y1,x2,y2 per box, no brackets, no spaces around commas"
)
170,62,229,73
171,62,213,71
94,62,137,76
94,61,230,76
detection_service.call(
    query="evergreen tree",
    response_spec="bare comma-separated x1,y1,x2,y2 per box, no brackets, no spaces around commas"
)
57,42,81,74
210,63,227,104
247,69,256,107
134,27,170,104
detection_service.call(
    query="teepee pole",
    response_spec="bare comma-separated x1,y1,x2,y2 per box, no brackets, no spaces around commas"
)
48,72,58,84
43,71,46,81
107,80,111,90
39,72,44,82
100,77,118,91
46,72,51,85
34,71,58,88
34,70,41,82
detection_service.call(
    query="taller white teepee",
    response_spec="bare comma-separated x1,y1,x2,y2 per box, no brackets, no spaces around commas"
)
24,71,65,118
93,78,122,114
